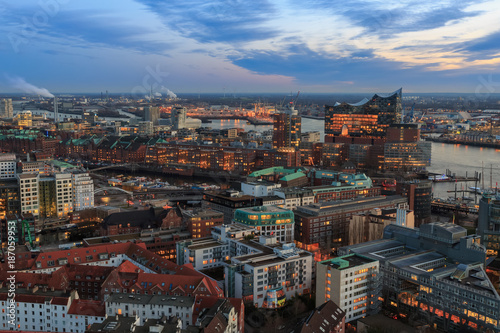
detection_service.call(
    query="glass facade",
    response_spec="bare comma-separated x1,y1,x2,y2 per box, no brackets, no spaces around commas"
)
325,89,402,139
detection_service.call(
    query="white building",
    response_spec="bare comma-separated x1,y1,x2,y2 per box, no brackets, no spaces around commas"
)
225,242,313,308
22,161,52,175
56,173,73,218
316,254,380,323
0,153,16,179
1,98,13,118
106,294,194,328
241,180,281,197
72,171,94,211
177,224,258,271
273,188,315,210
19,173,39,217
0,290,105,333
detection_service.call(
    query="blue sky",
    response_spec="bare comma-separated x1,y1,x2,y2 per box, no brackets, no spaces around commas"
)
1,0,500,94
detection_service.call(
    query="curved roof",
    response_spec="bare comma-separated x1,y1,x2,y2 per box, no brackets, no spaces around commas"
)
332,88,402,107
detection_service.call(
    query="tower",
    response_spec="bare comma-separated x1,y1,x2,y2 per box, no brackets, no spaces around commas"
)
1,99,13,118
171,106,187,130
144,106,160,126
53,96,58,123
272,105,301,149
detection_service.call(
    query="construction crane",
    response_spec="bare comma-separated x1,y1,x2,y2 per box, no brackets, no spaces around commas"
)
290,91,300,108
21,219,34,248
408,103,415,122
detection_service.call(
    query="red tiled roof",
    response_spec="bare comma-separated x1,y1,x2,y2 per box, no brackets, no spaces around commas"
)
116,260,142,273
67,299,105,317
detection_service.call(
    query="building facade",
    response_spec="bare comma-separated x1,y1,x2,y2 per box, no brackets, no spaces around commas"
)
233,206,295,243
316,254,380,323
18,173,39,217
1,98,13,118
325,89,402,141
294,195,408,253
72,171,94,211
339,223,499,332
477,192,500,256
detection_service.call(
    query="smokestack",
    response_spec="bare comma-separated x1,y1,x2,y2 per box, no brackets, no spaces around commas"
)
54,96,58,124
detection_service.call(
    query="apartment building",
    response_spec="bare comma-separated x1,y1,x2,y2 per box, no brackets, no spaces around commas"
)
225,242,313,308
56,173,73,218
316,254,380,322
18,173,39,218
72,171,94,211
0,289,105,333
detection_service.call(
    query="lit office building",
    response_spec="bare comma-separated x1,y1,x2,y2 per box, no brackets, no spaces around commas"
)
384,124,431,172
339,223,499,332
477,192,500,256
233,206,295,243
325,89,402,142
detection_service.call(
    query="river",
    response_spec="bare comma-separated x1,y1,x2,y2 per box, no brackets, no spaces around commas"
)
206,118,500,199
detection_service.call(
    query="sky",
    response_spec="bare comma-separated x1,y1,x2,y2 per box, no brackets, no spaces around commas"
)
1,0,500,94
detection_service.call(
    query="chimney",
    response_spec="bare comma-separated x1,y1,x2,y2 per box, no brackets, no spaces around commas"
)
32,285,39,293
54,96,58,124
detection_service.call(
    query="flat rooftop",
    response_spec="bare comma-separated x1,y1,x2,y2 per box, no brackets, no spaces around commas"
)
107,293,194,307
324,254,377,270
296,195,406,216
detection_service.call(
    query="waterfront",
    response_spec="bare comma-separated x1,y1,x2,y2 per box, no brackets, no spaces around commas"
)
206,118,499,200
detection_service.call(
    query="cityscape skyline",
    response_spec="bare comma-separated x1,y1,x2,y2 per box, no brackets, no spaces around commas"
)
1,1,500,94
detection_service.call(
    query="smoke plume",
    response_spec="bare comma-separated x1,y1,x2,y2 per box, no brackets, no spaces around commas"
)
6,75,55,98
160,87,177,99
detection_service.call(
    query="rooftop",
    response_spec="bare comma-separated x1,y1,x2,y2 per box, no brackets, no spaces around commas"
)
107,293,195,308
323,254,377,270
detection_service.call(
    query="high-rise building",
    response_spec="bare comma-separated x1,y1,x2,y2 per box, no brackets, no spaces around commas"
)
477,192,500,256
316,254,380,322
39,177,57,218
144,106,160,125
18,173,39,218
272,107,301,148
0,179,20,220
1,98,13,118
56,173,73,218
72,171,94,211
325,89,402,142
171,106,186,130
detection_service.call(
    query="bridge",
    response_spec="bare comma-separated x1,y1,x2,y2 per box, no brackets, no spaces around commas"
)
88,164,137,172
431,201,478,215
94,187,134,198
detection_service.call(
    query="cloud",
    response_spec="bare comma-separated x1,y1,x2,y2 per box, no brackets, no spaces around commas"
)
136,0,280,43
5,75,54,97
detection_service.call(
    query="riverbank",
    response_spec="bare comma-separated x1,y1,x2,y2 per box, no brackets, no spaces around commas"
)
424,137,500,149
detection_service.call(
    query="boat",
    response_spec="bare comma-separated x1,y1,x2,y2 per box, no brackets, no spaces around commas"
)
469,187,482,193
429,174,450,182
